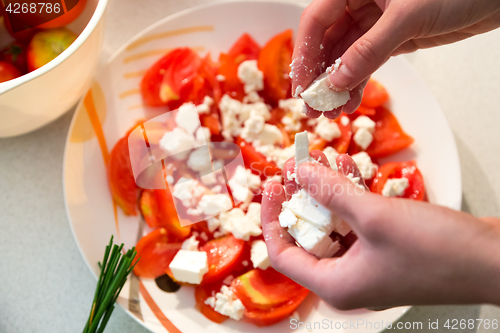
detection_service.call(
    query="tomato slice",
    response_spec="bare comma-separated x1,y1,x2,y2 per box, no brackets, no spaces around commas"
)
134,228,182,278
195,282,229,323
361,79,389,108
244,293,309,326
258,29,293,104
200,235,246,285
236,137,281,176
141,48,217,108
228,33,261,59
0,61,21,83
108,135,138,216
349,107,413,158
147,189,192,240
231,268,309,311
370,161,425,201
218,34,261,101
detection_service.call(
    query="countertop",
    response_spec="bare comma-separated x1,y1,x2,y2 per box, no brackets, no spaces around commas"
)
1,0,500,332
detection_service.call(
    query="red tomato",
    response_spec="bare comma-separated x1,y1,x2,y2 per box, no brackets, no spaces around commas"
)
0,61,21,82
244,293,309,326
141,48,218,109
231,268,309,310
133,228,182,278
236,137,281,176
370,161,425,201
27,28,77,71
38,0,87,29
228,33,260,59
195,282,229,323
2,13,38,41
200,235,246,285
349,107,413,158
108,135,138,216
139,189,191,240
361,79,389,108
217,33,261,101
2,42,28,73
355,104,377,116
258,29,293,104
308,115,352,154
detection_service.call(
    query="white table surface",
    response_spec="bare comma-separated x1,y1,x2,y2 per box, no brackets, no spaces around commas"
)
1,0,499,332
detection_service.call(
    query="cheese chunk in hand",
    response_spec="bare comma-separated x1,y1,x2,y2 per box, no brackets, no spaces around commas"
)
300,72,350,112
288,219,340,259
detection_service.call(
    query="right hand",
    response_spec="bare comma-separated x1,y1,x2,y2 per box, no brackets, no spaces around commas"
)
261,154,500,309
292,0,500,118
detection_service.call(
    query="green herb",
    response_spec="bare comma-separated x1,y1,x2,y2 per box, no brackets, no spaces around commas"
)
82,236,140,333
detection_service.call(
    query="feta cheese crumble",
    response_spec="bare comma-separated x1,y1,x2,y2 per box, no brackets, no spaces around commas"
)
169,250,208,284
314,116,341,141
300,72,350,112
353,127,374,150
237,60,264,94
351,152,377,180
382,177,409,197
205,285,245,320
181,235,200,251
250,240,271,270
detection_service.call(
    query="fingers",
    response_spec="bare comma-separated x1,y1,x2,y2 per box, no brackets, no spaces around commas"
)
295,161,377,226
327,7,413,90
283,150,330,199
291,0,348,95
303,104,323,118
336,153,367,189
261,181,334,289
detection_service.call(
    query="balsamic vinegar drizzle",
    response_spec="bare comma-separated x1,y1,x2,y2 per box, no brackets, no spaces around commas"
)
155,274,181,293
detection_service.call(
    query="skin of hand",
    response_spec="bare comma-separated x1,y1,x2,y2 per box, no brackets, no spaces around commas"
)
292,0,500,118
261,153,500,310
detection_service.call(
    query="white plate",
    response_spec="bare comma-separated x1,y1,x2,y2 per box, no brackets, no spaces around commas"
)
63,1,461,332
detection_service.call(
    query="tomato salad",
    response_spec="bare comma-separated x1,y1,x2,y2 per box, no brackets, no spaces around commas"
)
108,30,425,326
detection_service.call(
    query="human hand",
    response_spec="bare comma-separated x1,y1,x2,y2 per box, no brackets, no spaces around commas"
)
261,154,500,309
291,0,500,118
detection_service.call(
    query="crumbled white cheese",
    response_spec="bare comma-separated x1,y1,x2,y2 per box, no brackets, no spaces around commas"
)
382,177,409,197
211,285,245,320
322,147,339,170
218,204,262,240
242,91,263,103
282,189,338,235
197,194,233,216
218,95,271,139
340,116,350,126
327,57,342,73
278,208,298,228
241,113,265,142
228,165,261,205
351,152,377,180
300,72,350,111
216,74,226,81
255,144,295,169
250,240,271,270
187,147,212,173
352,115,376,133
353,127,373,150
314,116,342,141
159,127,197,160
295,131,310,166
196,96,214,114
172,177,207,208
288,218,340,259
169,250,208,284
195,126,211,145
207,217,220,233
279,98,307,132
237,60,264,94
259,124,283,145
175,103,200,135
181,235,200,251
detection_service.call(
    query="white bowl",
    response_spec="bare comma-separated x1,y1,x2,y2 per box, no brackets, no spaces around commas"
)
64,1,461,332
0,0,108,137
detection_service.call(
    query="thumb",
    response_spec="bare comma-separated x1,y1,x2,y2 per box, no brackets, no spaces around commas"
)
328,8,412,90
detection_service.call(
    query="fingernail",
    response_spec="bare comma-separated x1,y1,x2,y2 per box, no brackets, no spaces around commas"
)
328,63,354,91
